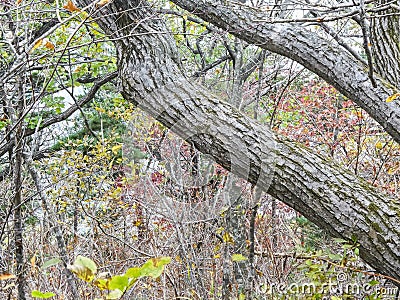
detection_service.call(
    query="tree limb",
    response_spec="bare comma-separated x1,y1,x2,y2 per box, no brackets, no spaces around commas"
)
0,71,118,158
171,0,400,144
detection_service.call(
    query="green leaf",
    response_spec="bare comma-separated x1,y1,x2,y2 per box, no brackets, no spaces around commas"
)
328,254,342,261
75,256,97,272
342,244,353,249
333,238,348,244
31,290,56,299
68,255,97,282
41,258,62,270
138,257,171,279
231,254,247,262
93,278,110,290
108,275,129,292
125,267,141,279
369,280,380,286
106,289,123,300
0,120,9,131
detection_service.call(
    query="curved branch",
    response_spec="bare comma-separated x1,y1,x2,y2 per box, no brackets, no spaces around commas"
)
171,0,400,144
0,71,118,158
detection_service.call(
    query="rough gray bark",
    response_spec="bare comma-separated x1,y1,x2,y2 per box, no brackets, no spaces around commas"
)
171,0,400,145
371,0,400,87
77,0,400,284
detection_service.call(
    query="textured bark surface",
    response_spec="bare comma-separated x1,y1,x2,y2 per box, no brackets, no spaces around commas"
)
371,0,400,87
77,0,400,283
171,0,400,145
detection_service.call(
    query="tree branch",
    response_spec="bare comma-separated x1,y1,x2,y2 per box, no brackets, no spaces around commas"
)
171,0,400,144
0,71,118,158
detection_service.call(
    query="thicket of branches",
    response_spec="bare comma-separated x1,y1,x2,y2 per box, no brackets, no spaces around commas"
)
0,0,399,299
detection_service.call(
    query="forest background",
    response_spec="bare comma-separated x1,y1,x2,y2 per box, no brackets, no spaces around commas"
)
1,0,400,299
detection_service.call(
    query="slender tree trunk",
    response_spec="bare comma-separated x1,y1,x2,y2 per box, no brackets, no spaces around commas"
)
12,83,26,300
221,241,231,299
230,37,244,108
24,156,80,299
248,188,261,297
13,143,25,300
224,38,248,296
271,197,277,250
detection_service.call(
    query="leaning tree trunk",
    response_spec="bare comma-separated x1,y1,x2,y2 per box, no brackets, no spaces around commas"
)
77,0,400,284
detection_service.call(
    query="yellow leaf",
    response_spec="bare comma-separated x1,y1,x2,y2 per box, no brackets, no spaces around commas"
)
92,272,111,290
0,273,16,280
30,39,54,53
222,232,234,243
95,107,106,113
232,254,247,262
16,0,23,4
30,39,43,53
375,141,383,150
96,0,110,7
111,144,122,155
63,0,80,12
386,93,400,103
388,163,399,175
30,254,37,269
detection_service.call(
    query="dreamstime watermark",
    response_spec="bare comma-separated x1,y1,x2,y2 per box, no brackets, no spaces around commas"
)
261,273,399,298
122,83,278,222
